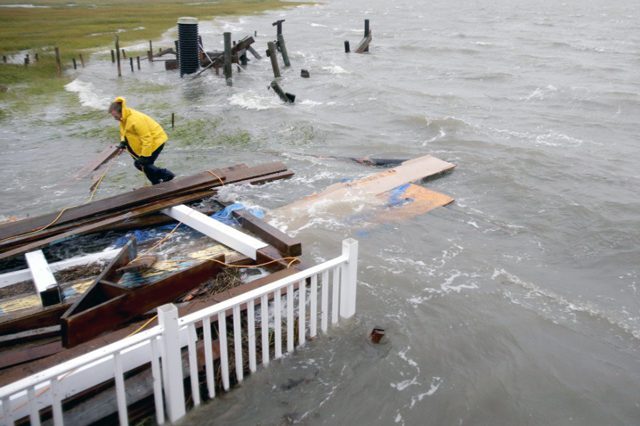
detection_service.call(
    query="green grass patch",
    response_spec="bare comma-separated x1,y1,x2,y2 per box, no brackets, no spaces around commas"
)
0,0,308,90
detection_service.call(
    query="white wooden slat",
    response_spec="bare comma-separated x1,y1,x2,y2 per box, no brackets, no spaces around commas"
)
321,270,329,333
261,295,270,366
298,279,306,346
51,378,63,426
28,387,41,426
25,250,57,292
287,284,294,353
150,338,165,425
218,312,230,391
187,324,200,407
310,274,318,338
232,305,243,383
114,353,129,426
274,289,282,359
202,317,215,399
247,300,257,373
2,396,13,426
331,267,340,325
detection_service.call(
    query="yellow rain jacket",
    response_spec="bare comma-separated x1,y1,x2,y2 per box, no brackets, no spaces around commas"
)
114,96,167,158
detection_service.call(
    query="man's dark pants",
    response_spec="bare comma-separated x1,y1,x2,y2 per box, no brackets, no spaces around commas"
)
133,144,174,185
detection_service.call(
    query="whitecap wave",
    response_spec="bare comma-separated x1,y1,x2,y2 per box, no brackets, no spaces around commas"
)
64,79,110,110
228,91,281,110
321,65,350,74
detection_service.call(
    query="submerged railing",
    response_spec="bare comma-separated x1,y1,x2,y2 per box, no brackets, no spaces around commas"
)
0,239,358,426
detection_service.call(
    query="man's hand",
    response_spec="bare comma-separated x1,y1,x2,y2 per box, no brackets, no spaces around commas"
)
118,141,127,150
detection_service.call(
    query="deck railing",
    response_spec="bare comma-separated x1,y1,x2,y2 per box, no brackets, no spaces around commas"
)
0,239,358,426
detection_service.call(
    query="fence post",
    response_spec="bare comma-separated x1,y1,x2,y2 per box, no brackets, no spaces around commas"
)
157,304,186,422
339,238,358,318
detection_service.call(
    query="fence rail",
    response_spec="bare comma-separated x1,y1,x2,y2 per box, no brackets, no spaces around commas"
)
0,239,358,426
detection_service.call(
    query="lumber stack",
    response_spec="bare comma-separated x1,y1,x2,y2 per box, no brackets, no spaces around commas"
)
0,162,293,261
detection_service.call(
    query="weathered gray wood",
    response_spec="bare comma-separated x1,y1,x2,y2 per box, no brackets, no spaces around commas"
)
270,80,295,103
277,34,290,67
73,144,121,179
267,41,280,78
355,30,372,54
223,32,232,85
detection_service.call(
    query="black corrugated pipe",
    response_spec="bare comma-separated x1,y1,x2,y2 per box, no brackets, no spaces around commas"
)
177,17,199,77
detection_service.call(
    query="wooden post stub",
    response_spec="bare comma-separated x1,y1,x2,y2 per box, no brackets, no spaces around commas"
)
223,32,232,86
344,41,350,53
115,36,122,77
24,56,29,67
272,19,285,36
301,69,310,78
147,50,153,62
171,112,175,129
79,54,84,67
111,49,115,63
267,41,280,78
277,34,290,67
121,48,127,59
149,40,153,54
54,47,62,77
364,20,370,52
370,327,384,344
270,80,295,103
35,53,39,62
130,57,134,72
136,56,141,70
2,55,7,63
72,58,77,69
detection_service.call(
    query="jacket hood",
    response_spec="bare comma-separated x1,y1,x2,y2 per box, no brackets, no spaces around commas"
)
113,96,130,120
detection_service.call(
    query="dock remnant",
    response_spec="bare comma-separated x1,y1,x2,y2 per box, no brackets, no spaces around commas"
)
270,80,295,103
355,19,372,54
267,41,281,78
273,19,291,67
370,327,385,343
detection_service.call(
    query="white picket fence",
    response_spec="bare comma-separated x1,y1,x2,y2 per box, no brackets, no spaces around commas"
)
0,239,358,426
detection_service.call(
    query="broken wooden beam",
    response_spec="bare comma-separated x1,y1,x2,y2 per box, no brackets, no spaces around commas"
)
61,255,225,348
72,145,121,180
231,208,301,257
25,249,61,306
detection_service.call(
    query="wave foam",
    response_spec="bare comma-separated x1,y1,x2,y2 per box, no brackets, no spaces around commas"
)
64,79,109,110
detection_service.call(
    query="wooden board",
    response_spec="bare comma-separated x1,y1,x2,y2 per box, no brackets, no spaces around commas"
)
271,155,455,228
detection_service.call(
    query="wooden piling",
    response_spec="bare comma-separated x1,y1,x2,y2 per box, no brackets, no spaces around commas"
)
110,49,115,63
267,41,280,78
54,47,62,77
149,40,153,55
171,113,175,129
24,55,29,67
121,49,127,59
2,55,7,63
344,41,350,53
115,37,122,77
277,34,290,67
34,53,38,62
147,50,153,62
129,57,134,72
136,56,141,70
364,19,370,52
270,80,294,103
79,54,84,68
223,32,232,86
72,58,77,70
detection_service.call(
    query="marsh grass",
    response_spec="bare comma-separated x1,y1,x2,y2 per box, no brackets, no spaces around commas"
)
0,0,306,89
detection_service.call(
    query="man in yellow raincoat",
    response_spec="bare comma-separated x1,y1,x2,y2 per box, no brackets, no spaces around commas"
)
108,97,175,185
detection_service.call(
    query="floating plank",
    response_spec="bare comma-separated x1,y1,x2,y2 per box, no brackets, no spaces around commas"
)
374,183,454,223
272,155,455,227
163,204,267,259
73,145,121,179
25,250,60,306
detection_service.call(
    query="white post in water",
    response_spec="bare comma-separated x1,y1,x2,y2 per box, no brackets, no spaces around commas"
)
339,238,359,318
158,304,186,422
